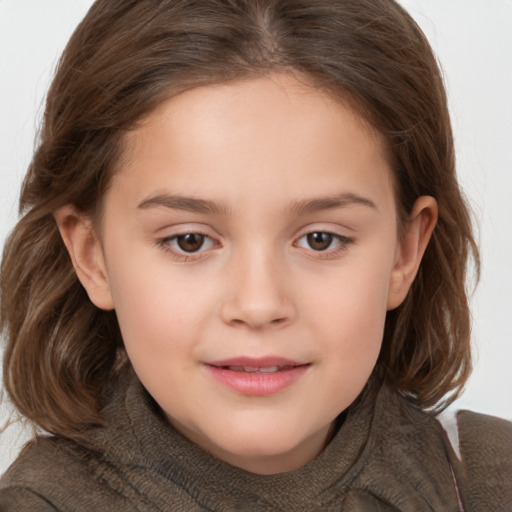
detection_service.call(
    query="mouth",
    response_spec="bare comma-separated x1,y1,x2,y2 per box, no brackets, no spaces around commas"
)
204,357,310,396
213,364,299,373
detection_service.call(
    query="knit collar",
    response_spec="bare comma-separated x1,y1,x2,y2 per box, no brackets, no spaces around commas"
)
88,369,459,510
91,369,376,508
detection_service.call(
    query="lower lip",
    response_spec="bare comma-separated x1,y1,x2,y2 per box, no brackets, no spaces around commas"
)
205,365,309,396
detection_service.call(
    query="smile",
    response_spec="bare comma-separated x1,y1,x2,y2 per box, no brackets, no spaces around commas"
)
223,365,295,373
204,357,310,396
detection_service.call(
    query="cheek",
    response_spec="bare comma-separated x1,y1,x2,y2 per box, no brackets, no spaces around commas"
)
308,251,393,326
111,278,200,350
102,238,205,355
306,252,394,374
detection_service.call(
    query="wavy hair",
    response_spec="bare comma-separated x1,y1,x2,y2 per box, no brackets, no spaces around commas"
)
1,0,479,438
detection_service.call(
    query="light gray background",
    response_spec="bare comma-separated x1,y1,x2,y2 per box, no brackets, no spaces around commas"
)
1,0,511,475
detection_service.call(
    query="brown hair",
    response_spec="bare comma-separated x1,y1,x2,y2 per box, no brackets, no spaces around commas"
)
1,0,478,438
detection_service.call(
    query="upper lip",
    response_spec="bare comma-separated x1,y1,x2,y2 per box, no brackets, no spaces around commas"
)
205,356,308,368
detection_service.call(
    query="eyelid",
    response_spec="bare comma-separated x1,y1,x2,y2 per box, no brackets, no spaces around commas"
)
154,223,353,261
155,226,221,261
293,226,354,259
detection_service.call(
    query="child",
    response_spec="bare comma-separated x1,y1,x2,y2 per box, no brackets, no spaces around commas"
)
1,0,511,510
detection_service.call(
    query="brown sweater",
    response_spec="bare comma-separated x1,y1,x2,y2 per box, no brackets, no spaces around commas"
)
1,371,511,511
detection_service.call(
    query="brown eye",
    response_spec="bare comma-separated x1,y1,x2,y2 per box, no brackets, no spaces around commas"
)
306,232,333,251
176,233,206,252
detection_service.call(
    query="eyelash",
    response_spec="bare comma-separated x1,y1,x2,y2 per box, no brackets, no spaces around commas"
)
156,230,353,261
294,231,353,258
156,232,217,262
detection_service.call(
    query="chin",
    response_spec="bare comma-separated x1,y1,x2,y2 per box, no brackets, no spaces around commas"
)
200,419,329,474
222,432,299,457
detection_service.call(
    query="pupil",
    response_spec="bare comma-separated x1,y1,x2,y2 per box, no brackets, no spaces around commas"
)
177,234,204,252
307,232,332,251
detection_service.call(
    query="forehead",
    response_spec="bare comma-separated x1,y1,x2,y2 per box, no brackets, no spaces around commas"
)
125,74,382,157
113,73,394,214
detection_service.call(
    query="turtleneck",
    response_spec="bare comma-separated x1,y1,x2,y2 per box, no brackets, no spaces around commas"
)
80,369,461,510
3,368,511,511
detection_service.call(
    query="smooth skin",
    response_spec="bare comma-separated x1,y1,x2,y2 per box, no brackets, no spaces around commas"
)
56,73,437,475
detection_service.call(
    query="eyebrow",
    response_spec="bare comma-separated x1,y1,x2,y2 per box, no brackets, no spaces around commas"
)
137,192,377,215
290,193,377,214
137,194,230,215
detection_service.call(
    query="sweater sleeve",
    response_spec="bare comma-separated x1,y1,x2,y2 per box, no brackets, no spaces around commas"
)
456,410,512,512
0,486,59,511
0,437,139,512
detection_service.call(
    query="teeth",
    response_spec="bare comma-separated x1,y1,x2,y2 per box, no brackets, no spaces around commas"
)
227,366,249,372
259,366,280,373
243,366,260,372
226,365,285,373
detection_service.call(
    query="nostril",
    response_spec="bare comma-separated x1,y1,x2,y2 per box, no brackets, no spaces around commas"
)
219,285,296,329
225,313,291,329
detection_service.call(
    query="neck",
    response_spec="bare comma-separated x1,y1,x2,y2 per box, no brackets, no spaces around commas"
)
168,415,335,475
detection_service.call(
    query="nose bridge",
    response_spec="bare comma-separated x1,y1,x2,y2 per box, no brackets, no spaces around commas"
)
221,240,294,328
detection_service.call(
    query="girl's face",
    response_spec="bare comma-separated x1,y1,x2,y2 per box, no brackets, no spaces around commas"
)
67,74,435,474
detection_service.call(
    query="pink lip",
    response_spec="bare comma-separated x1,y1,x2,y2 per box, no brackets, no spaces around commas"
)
204,357,310,396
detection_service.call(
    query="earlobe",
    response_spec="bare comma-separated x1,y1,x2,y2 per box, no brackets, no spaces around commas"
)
387,196,438,310
54,205,114,311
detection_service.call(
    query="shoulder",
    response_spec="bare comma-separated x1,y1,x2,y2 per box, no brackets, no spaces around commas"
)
0,486,58,511
0,436,138,511
447,410,512,511
457,409,512,445
457,410,512,476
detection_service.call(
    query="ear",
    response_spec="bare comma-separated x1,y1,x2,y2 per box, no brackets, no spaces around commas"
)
387,196,438,310
54,205,114,311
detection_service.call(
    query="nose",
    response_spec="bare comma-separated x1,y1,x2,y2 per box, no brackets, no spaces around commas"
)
220,248,296,330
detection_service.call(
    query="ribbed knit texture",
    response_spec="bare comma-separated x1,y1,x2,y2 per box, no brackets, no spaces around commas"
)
1,370,511,511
